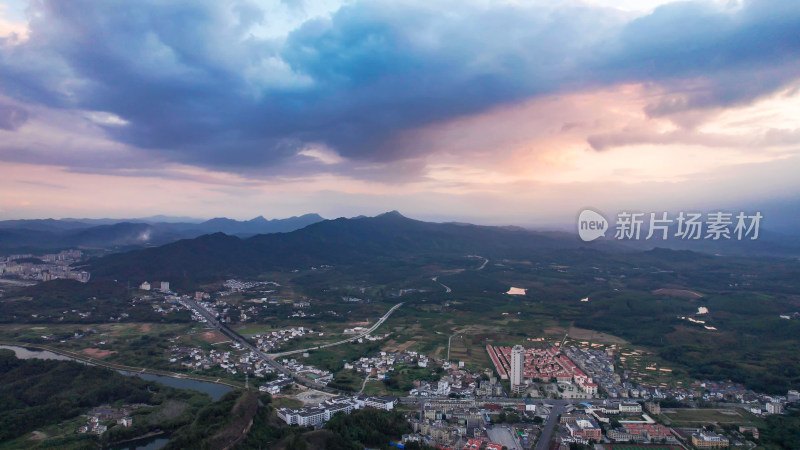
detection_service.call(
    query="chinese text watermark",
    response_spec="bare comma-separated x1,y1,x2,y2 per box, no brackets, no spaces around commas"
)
578,210,762,242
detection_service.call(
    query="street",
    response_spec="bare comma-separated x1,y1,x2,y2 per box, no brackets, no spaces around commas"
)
535,400,567,450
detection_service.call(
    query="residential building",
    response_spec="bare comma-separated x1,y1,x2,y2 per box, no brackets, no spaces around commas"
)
645,402,661,415
766,402,783,414
355,395,397,410
619,402,642,413
510,345,525,392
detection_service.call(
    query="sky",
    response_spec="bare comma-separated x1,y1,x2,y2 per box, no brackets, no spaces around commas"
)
0,0,799,228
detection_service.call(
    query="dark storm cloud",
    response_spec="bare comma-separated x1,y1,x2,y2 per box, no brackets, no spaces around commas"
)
0,0,799,176
604,0,800,114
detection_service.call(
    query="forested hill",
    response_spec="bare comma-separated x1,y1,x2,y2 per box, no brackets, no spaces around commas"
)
84,211,612,283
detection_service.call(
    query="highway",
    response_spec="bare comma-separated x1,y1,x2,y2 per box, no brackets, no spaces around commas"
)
182,299,402,393
183,298,339,393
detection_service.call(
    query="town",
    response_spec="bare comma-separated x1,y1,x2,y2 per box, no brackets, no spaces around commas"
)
0,250,90,283
159,283,796,450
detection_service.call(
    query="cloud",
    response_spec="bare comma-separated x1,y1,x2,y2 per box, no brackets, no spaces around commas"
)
0,0,798,181
0,102,28,130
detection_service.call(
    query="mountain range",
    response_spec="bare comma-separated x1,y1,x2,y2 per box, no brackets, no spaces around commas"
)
82,211,625,283
0,214,325,251
80,211,800,288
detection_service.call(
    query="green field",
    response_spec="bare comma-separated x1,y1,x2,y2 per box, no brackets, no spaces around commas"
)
661,408,760,426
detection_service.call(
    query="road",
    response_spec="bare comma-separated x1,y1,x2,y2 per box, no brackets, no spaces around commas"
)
477,257,489,270
183,298,337,393
270,302,403,357
184,296,601,449
359,376,372,393
396,396,587,450
447,334,455,361
431,276,452,293
535,400,568,450
182,299,402,393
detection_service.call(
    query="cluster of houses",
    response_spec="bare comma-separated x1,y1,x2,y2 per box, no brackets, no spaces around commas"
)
222,279,280,292
252,327,314,353
168,345,275,377
77,405,138,435
344,350,427,377
277,395,398,426
487,345,598,396
405,398,538,448
259,374,294,395
281,358,333,385
411,363,483,398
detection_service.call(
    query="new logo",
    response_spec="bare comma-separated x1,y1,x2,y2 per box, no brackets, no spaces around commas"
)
578,209,608,242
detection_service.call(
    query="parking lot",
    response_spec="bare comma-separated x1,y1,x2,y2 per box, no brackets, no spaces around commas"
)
487,425,521,450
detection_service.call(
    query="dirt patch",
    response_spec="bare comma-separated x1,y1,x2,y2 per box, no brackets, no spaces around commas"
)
82,348,118,358
395,340,417,351
296,390,334,405
568,326,628,344
198,330,228,343
28,431,47,441
139,323,152,333
543,326,568,335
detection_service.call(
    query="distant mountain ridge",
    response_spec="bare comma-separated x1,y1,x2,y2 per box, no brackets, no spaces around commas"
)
85,211,619,283
82,210,800,287
0,213,325,251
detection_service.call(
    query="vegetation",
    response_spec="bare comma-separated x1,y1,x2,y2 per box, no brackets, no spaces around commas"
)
0,349,210,445
0,279,192,324
754,405,800,449
164,390,259,449
383,364,443,394
5,212,800,400
321,408,411,449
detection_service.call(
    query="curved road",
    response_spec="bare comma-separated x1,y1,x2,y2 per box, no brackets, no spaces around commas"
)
271,302,403,358
431,276,452,293
183,299,402,393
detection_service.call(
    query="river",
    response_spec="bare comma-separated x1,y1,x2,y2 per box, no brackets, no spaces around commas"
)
0,345,236,449
0,345,233,400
